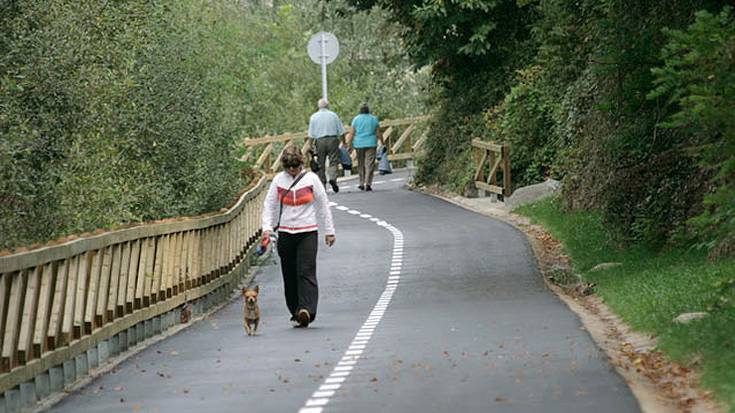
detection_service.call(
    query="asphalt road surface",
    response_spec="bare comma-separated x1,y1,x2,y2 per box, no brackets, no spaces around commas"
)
52,170,641,413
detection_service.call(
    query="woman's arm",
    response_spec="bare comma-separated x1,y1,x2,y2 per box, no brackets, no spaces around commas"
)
261,178,280,236
345,126,355,148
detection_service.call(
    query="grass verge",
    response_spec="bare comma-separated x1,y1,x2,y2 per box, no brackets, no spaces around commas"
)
515,197,735,411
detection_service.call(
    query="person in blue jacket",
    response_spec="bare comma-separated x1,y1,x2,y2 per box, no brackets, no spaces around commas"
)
346,103,383,191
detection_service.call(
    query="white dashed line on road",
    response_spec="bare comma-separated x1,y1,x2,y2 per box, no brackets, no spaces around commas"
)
298,202,404,413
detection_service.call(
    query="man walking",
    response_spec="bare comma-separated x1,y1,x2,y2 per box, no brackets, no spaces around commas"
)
308,99,345,193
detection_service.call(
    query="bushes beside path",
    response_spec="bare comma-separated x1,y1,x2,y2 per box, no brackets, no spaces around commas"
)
517,198,735,411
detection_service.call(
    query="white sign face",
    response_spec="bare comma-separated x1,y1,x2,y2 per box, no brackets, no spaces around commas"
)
307,32,339,65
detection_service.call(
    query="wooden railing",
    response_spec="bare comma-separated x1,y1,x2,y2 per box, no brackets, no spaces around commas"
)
241,115,430,176
472,138,511,197
0,175,267,395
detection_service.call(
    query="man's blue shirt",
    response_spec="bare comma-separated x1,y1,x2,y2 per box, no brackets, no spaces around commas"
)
308,109,345,139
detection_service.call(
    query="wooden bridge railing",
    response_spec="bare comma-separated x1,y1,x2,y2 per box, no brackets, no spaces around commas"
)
472,138,511,197
241,115,430,177
0,175,267,395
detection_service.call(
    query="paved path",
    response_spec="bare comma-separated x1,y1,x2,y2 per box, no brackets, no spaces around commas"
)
52,171,641,413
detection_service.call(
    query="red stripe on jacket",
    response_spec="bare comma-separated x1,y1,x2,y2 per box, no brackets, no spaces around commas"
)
277,185,314,206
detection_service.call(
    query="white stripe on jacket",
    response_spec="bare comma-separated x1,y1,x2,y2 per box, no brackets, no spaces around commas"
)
262,171,335,235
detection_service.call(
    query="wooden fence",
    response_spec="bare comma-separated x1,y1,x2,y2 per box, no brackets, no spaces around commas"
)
241,115,430,176
472,138,511,197
0,175,267,398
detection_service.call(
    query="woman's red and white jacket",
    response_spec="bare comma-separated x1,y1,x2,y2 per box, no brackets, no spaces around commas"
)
262,171,335,235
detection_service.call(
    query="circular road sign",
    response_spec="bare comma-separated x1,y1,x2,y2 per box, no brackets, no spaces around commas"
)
307,32,339,65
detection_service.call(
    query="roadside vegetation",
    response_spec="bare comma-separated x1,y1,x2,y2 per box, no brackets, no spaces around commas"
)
351,0,734,261
517,197,735,410
0,0,427,250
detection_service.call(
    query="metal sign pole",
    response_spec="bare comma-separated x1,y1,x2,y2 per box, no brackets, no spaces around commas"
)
308,32,339,101
320,33,328,100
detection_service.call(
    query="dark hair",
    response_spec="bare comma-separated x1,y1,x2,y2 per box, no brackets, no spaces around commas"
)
281,145,304,167
359,103,370,114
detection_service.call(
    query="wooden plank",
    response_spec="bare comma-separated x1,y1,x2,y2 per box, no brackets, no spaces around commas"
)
379,115,430,128
475,181,504,195
32,263,54,358
191,231,202,287
239,146,254,162
173,233,184,294
46,260,68,350
125,240,141,313
134,238,153,309
412,132,427,151
203,228,213,284
185,231,195,289
391,124,416,155
60,256,79,346
17,267,41,364
162,234,174,298
115,242,131,317
95,246,113,327
254,143,273,169
83,250,103,334
487,150,497,185
471,138,503,153
177,232,189,293
487,155,502,186
2,271,26,371
151,235,166,303
242,131,308,146
72,252,91,339
380,127,394,149
143,237,155,304
0,273,12,356
216,225,225,278
386,152,416,162
161,234,173,298
474,150,488,182
168,233,181,296
502,145,511,196
105,244,122,321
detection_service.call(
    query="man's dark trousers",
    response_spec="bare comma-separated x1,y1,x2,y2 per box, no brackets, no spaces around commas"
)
277,231,318,321
314,136,340,186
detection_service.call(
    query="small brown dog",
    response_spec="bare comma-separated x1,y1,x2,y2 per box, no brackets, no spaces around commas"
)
242,285,260,336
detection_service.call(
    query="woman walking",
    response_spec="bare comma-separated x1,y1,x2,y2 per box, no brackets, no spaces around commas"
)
262,145,336,328
346,103,383,191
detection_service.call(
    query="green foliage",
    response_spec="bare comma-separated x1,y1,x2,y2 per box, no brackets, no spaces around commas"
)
649,6,735,258
0,0,426,250
239,1,429,137
362,0,733,254
0,1,249,250
517,197,735,410
485,66,558,186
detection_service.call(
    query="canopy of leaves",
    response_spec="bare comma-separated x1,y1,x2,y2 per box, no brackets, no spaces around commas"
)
353,0,733,257
0,0,426,250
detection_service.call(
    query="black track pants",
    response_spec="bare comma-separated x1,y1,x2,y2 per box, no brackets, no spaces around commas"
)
277,231,318,321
